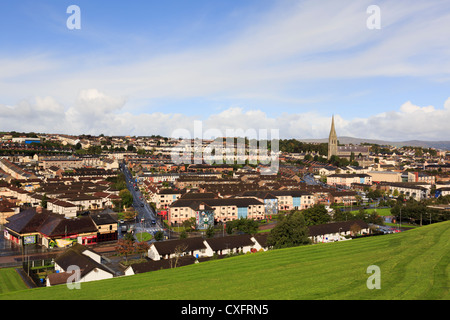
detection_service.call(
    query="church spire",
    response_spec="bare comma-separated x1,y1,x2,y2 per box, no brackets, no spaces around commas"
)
328,115,338,160
330,115,336,135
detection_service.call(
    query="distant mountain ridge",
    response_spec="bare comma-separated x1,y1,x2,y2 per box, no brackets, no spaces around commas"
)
299,136,450,150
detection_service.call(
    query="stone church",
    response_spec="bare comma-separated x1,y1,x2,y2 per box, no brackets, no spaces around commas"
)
328,116,370,160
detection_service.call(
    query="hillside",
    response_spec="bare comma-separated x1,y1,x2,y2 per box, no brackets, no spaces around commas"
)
300,136,450,150
1,221,449,300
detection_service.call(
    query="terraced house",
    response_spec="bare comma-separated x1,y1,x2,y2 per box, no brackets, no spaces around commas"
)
168,196,265,226
270,190,315,211
326,173,372,187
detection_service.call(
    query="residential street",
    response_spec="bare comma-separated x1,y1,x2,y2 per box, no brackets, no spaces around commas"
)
120,164,165,238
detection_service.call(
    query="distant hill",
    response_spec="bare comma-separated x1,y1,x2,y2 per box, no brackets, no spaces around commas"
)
299,136,450,150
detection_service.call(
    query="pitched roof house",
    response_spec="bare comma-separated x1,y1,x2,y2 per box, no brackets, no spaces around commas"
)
4,207,99,248
46,244,113,287
308,220,370,243
148,237,208,261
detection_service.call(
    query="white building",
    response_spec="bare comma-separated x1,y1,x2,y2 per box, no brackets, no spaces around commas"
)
46,244,114,287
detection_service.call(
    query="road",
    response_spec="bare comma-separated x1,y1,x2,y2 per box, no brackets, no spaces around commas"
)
119,163,165,237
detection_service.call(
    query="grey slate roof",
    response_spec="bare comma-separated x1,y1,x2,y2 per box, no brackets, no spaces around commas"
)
308,220,369,237
205,234,255,251
152,237,207,256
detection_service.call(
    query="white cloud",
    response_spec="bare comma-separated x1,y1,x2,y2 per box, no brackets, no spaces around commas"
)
1,1,450,141
1,90,449,141
1,0,450,105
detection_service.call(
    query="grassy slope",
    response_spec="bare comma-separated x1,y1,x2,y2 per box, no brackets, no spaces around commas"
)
349,208,392,216
1,221,449,300
0,268,28,294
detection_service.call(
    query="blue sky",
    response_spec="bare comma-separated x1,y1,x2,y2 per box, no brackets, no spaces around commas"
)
1,0,450,141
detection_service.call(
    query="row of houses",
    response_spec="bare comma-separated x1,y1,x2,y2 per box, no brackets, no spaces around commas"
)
130,219,370,275
326,171,436,187
39,156,119,171
0,158,35,180
44,218,370,286
1,180,121,218
166,189,318,227
165,187,359,227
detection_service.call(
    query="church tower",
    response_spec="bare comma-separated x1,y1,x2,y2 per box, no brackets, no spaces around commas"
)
328,115,338,160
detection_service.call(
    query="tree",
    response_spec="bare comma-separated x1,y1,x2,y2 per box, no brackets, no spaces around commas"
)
115,239,134,263
135,241,150,259
41,193,48,209
154,230,164,241
350,223,362,236
123,231,135,242
267,212,311,249
119,189,133,208
302,204,331,226
205,225,215,238
179,230,188,239
182,217,196,231
226,218,259,235
170,244,189,268
123,210,137,221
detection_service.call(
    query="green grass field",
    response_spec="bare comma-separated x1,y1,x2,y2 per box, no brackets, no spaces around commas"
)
0,268,28,294
1,221,449,300
350,208,392,216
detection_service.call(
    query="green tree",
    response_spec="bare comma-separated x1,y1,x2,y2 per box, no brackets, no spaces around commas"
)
40,193,48,209
226,218,259,235
302,204,331,226
119,189,133,208
182,217,196,231
179,230,188,239
154,230,164,241
267,212,311,249
123,232,135,242
205,225,215,238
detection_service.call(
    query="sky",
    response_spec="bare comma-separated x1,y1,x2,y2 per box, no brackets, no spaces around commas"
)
1,0,450,141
